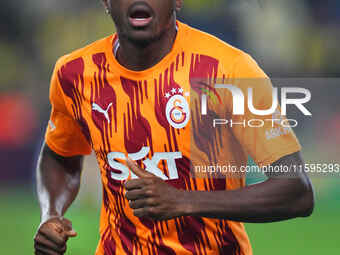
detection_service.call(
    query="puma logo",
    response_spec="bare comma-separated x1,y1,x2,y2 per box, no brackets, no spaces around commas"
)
92,103,112,124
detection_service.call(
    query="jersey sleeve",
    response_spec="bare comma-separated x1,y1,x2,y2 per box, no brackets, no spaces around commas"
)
226,52,301,166
45,59,92,157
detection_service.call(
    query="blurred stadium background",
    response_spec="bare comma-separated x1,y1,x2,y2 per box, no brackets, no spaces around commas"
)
1,0,340,254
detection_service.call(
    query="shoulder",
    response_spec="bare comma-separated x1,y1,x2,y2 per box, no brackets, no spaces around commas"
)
179,22,266,77
180,22,243,62
54,35,113,70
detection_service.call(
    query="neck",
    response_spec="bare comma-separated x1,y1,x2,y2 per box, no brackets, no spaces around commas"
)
115,20,177,71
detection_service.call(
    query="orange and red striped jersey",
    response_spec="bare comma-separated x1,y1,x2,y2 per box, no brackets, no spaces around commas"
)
45,21,301,255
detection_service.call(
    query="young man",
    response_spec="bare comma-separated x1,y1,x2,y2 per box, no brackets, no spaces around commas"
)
34,0,314,254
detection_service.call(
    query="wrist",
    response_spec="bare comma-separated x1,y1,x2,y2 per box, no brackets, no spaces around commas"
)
176,190,195,217
41,211,62,224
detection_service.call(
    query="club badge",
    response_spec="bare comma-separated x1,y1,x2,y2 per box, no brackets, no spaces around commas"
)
165,88,190,129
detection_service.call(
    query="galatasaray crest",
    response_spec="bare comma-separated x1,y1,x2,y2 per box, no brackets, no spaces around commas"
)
165,87,190,129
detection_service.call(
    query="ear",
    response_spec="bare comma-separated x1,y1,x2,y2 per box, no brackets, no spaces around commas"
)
176,0,183,12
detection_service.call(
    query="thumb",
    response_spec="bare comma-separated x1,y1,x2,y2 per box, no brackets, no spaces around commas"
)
61,218,78,238
65,229,77,238
126,157,156,178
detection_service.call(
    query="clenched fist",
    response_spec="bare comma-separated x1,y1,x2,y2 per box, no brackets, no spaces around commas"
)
34,217,77,255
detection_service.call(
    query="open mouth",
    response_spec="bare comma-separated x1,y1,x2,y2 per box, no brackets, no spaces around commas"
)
128,3,153,28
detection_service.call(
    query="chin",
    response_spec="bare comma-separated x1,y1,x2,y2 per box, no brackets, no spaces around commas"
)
126,30,162,46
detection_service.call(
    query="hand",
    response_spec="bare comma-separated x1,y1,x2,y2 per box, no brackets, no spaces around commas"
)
34,216,77,255
124,158,190,220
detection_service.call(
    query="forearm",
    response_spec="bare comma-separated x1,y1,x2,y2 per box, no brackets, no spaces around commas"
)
183,178,311,222
182,152,314,223
36,143,83,222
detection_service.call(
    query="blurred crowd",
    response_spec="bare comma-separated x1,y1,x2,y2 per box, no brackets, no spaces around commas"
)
0,0,339,185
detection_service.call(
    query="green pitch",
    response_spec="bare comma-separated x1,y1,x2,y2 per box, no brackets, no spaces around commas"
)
1,187,339,254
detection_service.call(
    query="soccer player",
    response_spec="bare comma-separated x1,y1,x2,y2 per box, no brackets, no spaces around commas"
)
34,0,314,254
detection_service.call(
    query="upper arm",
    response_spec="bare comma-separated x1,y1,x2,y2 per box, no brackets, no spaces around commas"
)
41,142,84,175
266,151,309,181
267,151,314,217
